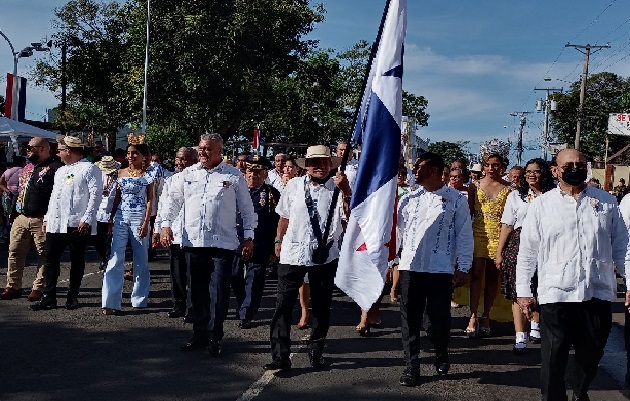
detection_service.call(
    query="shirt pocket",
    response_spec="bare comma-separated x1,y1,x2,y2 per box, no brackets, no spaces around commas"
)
544,261,578,292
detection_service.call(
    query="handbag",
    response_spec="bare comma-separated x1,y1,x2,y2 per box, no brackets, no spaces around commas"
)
304,178,333,264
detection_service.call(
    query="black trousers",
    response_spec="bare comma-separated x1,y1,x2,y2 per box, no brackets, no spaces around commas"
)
231,256,267,321
399,271,452,368
93,222,112,263
169,244,189,313
540,299,612,401
43,229,89,299
270,260,338,361
186,247,235,342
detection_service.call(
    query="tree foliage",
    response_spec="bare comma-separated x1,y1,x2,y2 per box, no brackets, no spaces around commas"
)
550,72,630,160
427,141,469,165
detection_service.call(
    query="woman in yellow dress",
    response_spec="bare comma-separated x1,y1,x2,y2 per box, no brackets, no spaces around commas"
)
464,153,512,337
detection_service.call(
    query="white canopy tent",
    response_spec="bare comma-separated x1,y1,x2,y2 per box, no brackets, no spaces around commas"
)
0,117,58,161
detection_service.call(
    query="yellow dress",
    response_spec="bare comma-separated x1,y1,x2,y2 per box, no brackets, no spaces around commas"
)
473,186,512,258
454,185,513,322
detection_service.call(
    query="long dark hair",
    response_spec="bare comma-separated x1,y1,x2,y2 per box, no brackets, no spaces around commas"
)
518,158,555,201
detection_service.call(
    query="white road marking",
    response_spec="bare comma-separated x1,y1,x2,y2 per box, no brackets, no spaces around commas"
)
235,335,309,401
57,270,102,284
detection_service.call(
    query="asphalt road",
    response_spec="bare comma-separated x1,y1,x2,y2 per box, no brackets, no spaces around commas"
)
0,244,628,401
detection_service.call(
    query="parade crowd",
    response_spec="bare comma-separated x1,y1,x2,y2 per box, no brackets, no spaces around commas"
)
1,133,630,401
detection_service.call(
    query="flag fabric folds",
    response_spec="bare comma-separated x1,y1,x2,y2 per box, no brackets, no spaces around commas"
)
4,73,27,121
335,0,407,311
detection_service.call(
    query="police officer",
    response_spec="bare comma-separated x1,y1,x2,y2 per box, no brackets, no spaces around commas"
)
230,155,280,329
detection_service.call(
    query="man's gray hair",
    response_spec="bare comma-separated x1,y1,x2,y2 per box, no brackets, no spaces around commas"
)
177,146,198,160
274,153,288,160
200,132,223,145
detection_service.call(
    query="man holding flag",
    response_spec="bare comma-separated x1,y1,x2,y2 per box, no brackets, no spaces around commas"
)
396,152,473,386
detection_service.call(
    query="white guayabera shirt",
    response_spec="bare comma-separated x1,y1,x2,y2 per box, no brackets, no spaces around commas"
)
396,185,473,274
516,186,630,304
160,162,257,250
154,174,183,245
275,176,344,266
44,159,103,235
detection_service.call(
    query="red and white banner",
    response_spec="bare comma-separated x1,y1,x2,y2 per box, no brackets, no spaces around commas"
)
4,73,27,121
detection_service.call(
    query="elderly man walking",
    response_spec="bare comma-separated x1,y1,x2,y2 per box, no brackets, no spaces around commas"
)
264,145,351,372
516,149,630,401
160,134,256,356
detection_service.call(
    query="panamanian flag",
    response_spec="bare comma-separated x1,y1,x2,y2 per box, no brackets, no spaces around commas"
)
335,0,407,311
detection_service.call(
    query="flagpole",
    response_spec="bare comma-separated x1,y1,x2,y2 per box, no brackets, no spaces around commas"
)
320,0,393,250
141,0,150,133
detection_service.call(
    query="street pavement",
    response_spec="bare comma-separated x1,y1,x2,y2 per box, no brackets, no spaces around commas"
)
1,244,629,401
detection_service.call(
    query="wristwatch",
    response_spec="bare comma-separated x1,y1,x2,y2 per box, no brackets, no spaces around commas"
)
274,238,283,244
244,237,253,242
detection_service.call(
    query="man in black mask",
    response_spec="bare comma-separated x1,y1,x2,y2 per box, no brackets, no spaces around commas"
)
0,137,63,302
516,148,630,401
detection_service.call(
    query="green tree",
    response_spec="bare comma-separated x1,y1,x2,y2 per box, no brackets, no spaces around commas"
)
427,141,469,165
551,72,630,160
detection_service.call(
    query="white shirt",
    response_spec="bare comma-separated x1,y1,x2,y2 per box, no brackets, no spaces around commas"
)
500,189,536,230
516,186,630,304
397,185,473,273
96,172,118,223
44,159,103,235
341,159,359,191
267,168,284,192
155,174,183,245
149,164,172,217
276,176,345,266
160,162,257,250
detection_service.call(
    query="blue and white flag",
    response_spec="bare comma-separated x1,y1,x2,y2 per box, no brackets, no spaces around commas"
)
335,0,407,311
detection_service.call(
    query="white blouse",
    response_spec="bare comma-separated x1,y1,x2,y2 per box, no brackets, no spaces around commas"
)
500,189,537,230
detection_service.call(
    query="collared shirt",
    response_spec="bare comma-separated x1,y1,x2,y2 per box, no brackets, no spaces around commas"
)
397,185,473,274
340,159,359,191
276,176,344,266
21,157,63,217
96,172,118,223
266,168,284,192
500,189,537,230
44,159,103,234
236,183,280,263
516,186,630,304
149,163,172,217
160,162,257,250
155,174,183,245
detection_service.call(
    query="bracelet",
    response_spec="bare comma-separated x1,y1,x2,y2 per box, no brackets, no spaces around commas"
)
274,238,282,244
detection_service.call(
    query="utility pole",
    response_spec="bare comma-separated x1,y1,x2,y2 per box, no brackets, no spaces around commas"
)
565,43,610,150
535,83,563,160
510,111,531,166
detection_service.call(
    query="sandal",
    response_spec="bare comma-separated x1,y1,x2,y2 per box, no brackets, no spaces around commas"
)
464,315,478,338
479,316,491,337
102,308,117,316
355,324,370,337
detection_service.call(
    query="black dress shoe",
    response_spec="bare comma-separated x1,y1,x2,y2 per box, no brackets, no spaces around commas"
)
238,319,252,329
183,309,196,324
572,393,590,401
99,260,107,271
263,359,292,371
167,309,185,318
31,296,57,311
399,366,420,386
180,336,209,351
434,353,450,375
512,344,528,355
308,349,326,370
65,297,79,310
208,340,221,357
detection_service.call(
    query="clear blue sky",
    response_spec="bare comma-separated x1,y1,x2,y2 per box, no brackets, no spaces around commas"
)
2,0,630,164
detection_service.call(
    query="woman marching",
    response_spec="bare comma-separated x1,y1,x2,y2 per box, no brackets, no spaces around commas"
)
102,142,155,314
495,158,554,354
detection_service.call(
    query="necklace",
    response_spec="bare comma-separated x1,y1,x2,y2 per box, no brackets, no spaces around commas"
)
127,167,142,177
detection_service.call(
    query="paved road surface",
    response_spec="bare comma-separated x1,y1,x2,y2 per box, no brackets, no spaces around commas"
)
1,245,628,401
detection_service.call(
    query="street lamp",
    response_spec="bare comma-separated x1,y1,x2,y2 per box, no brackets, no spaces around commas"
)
0,29,50,120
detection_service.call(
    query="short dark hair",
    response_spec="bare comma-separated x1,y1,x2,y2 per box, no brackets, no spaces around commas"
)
126,143,150,156
237,151,251,158
416,152,445,172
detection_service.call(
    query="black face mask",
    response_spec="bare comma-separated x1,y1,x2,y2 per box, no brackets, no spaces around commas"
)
562,168,587,186
27,154,40,164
